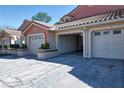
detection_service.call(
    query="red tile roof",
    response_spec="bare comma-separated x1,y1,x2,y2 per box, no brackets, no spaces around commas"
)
65,5,124,21
18,19,31,31
18,19,53,33
0,29,21,36
54,8,124,30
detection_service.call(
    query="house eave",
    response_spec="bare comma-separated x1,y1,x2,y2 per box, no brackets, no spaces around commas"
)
54,18,124,31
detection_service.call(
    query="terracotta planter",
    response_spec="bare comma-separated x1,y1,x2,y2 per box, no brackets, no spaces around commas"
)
37,49,59,60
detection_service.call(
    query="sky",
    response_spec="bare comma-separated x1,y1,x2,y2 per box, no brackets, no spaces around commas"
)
0,5,77,29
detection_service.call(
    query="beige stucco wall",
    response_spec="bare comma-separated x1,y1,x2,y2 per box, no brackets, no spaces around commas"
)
48,31,56,49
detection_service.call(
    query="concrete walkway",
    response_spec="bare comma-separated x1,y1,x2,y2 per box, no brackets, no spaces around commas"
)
0,52,123,88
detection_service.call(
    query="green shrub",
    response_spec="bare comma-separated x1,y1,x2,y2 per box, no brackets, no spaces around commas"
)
20,44,27,49
40,42,50,49
10,44,19,49
41,44,44,49
4,45,9,49
45,42,50,49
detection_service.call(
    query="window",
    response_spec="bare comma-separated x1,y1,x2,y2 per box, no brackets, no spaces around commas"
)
41,36,44,39
65,19,69,22
103,31,110,35
94,32,101,36
39,36,41,39
34,36,37,39
113,30,121,34
60,15,72,23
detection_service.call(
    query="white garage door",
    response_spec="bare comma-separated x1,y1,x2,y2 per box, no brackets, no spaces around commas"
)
29,33,45,54
92,30,124,59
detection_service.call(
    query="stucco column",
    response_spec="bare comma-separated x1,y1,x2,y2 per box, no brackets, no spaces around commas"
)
87,30,92,58
22,35,26,44
55,34,59,49
9,38,11,45
83,30,92,58
1,40,4,50
20,35,23,47
55,34,61,54
57,35,61,54
83,30,87,58
20,35,26,47
25,35,27,45
26,35,30,49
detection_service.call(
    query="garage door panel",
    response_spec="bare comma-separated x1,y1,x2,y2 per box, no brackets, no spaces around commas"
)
29,33,45,54
92,30,124,59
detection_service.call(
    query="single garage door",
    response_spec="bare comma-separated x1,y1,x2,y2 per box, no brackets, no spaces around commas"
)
92,30,124,59
29,33,45,54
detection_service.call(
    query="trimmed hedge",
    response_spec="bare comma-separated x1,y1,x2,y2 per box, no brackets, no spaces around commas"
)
40,42,50,49
10,44,19,49
4,45,9,49
0,44,20,49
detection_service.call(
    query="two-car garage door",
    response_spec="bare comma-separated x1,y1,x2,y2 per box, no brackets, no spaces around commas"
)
92,30,124,59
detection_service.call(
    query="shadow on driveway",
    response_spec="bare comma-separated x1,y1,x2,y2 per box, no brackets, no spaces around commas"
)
0,52,124,88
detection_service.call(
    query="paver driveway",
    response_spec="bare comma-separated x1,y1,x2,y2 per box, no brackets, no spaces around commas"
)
0,52,124,88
